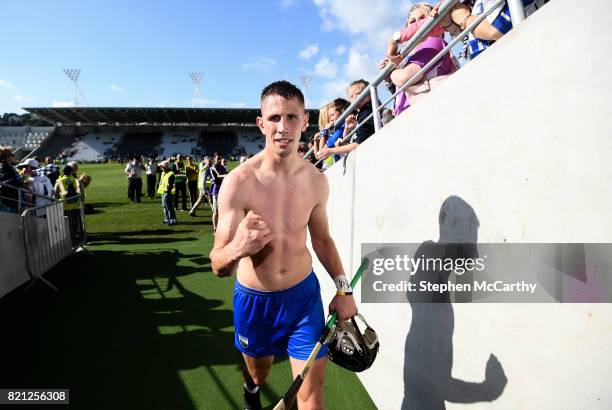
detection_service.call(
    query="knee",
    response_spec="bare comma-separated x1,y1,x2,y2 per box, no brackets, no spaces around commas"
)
249,371,269,386
297,391,324,410
297,379,325,410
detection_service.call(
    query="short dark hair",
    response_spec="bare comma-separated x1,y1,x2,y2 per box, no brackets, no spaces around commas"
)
329,98,350,113
63,165,73,176
261,80,304,107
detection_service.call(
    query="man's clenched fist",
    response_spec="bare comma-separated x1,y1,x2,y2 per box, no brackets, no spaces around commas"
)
230,210,274,258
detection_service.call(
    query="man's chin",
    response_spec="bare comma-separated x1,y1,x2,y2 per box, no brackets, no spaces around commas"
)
277,150,295,158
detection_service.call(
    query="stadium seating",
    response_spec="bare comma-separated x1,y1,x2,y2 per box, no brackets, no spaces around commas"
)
159,131,198,158
0,126,53,152
198,130,238,157
116,132,162,158
236,130,265,155
35,133,82,160
68,132,123,161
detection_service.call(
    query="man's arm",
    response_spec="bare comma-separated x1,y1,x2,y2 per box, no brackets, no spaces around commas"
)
308,174,357,322
209,172,273,277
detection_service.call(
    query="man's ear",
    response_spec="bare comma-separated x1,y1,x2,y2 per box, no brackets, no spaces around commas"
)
302,111,309,132
256,116,265,135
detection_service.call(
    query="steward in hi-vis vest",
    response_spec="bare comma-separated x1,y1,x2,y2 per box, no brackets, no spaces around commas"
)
157,169,175,195
55,166,81,210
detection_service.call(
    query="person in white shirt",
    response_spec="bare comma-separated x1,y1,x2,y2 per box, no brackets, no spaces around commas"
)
124,156,143,203
20,158,55,209
145,157,158,199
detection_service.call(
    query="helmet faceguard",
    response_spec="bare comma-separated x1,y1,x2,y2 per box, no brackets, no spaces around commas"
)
327,313,379,372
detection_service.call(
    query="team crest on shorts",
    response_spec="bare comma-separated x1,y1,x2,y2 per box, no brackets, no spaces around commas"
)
238,334,249,348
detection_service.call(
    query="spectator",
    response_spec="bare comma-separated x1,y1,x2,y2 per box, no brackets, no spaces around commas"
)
209,154,228,231
145,157,158,199
16,161,35,207
40,163,60,186
381,2,457,116
185,156,199,207
55,164,83,246
19,159,52,208
68,161,88,203
0,146,23,213
448,0,547,60
189,156,211,217
316,98,350,169
315,79,376,161
173,154,188,211
382,108,395,126
125,156,143,203
297,142,309,158
157,161,177,225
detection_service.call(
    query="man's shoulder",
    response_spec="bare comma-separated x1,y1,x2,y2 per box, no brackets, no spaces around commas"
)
297,159,326,187
223,162,252,186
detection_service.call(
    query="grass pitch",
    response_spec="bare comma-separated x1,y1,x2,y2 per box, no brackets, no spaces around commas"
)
0,163,376,409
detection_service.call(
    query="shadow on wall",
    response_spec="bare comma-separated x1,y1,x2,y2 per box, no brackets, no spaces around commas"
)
402,196,507,410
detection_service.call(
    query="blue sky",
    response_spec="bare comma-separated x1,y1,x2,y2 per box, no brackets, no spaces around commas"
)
1,0,418,114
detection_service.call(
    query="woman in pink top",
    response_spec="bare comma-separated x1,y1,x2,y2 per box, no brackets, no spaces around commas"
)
380,2,459,115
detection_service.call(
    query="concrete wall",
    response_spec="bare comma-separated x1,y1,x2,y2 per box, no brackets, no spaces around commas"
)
311,0,612,408
0,212,30,298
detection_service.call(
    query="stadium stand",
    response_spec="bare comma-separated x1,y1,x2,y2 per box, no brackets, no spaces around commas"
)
116,132,162,158
67,131,123,161
199,130,238,156
159,131,197,158
18,107,319,162
0,126,53,157
236,130,265,156
30,132,79,160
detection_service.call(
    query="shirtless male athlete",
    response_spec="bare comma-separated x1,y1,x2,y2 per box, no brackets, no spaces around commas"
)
210,81,357,410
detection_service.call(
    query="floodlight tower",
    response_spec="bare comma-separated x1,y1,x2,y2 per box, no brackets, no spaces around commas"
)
63,68,88,107
298,74,312,108
189,72,204,108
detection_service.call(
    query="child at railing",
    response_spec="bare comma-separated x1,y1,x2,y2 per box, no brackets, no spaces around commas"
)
316,98,350,169
380,2,459,116
315,80,376,162
448,0,547,59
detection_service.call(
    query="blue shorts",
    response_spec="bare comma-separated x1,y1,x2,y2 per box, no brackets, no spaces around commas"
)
233,271,328,361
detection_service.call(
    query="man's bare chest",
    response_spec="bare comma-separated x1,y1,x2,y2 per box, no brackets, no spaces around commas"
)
247,178,315,233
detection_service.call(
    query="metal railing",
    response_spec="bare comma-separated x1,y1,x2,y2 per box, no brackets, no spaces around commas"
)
305,0,526,164
0,181,55,214
1,182,86,290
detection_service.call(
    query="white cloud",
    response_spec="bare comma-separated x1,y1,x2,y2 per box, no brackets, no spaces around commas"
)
0,80,15,89
52,101,75,108
314,57,338,79
242,56,277,75
110,84,126,93
316,47,380,105
280,0,298,9
299,44,319,60
313,0,412,49
190,98,249,108
319,80,349,104
13,94,35,102
311,0,413,106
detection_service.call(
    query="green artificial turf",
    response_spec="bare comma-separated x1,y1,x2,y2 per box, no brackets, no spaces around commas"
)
0,163,377,410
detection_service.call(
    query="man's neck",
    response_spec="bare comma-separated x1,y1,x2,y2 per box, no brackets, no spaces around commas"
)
261,149,298,174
